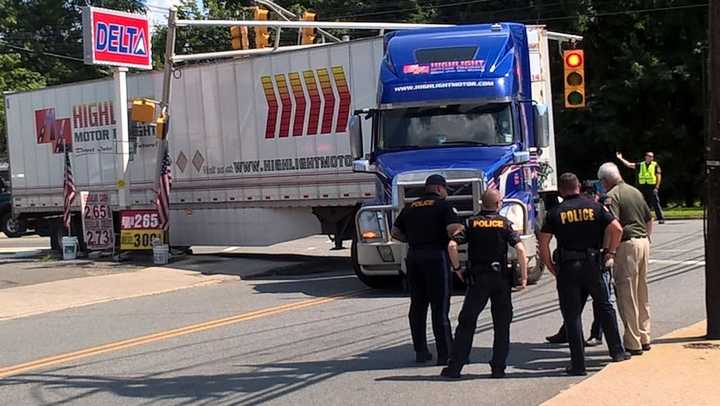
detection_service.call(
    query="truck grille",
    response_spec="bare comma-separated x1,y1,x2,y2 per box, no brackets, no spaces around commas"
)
401,181,477,216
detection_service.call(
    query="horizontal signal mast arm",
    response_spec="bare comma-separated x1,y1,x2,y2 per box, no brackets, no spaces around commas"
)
174,19,454,30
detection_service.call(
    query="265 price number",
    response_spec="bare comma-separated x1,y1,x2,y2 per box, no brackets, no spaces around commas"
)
83,205,109,219
122,213,160,229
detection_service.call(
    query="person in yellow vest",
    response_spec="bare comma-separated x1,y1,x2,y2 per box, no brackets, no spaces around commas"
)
615,151,665,224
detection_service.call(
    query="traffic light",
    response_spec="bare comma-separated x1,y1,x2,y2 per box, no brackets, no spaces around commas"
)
230,26,249,50
253,7,270,48
300,11,316,45
563,49,586,108
130,99,156,123
155,113,167,140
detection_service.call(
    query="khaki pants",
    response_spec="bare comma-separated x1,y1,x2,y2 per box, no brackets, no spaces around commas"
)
614,237,651,351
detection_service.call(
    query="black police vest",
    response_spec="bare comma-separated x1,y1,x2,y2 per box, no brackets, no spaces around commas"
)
466,212,511,272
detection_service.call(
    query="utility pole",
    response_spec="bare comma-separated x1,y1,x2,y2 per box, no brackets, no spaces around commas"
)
706,0,720,339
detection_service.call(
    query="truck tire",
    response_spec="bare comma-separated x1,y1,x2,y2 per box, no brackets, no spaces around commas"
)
1,213,26,238
351,236,400,289
527,257,544,285
527,197,547,285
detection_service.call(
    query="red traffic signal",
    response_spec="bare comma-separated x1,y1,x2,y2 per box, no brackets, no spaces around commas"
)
565,52,583,68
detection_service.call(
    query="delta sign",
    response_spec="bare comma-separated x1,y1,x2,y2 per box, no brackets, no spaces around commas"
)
82,7,152,70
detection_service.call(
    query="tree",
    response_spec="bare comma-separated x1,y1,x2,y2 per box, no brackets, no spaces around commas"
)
553,0,707,206
0,0,145,156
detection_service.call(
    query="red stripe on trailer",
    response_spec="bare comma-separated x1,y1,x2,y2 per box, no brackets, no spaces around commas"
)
274,74,292,138
332,66,351,133
303,70,321,135
316,68,336,134
261,76,279,139
288,72,306,137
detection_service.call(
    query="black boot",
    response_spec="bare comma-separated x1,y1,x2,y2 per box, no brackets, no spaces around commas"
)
440,360,462,379
546,326,568,344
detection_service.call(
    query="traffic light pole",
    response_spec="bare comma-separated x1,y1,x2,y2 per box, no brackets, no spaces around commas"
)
707,0,720,339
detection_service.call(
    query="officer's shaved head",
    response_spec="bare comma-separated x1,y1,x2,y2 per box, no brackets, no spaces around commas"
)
557,172,581,197
481,189,502,211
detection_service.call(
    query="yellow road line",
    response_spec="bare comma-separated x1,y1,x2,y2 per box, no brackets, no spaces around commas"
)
0,288,366,378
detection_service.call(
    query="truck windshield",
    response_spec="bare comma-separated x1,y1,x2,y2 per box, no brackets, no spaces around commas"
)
377,104,514,150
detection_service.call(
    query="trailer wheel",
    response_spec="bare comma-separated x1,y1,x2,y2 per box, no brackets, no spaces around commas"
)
1,213,26,238
49,222,65,253
351,236,400,289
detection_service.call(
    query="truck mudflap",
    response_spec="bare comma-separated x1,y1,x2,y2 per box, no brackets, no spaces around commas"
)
354,240,405,276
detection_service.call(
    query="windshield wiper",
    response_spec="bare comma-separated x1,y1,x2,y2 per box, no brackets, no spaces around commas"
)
383,145,423,150
440,141,492,146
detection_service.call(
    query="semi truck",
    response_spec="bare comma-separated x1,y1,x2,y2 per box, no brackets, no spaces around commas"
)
4,19,576,287
349,23,573,287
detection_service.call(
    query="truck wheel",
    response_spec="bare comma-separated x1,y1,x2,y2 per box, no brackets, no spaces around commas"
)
351,236,400,289
1,213,26,238
527,257,544,285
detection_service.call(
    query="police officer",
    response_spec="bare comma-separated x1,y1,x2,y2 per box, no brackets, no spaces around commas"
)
392,174,464,365
440,189,528,379
539,173,631,376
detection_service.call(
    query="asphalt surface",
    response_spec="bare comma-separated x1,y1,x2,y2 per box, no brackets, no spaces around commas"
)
0,220,706,405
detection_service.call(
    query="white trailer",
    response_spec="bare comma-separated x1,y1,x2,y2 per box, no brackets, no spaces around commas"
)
5,37,383,249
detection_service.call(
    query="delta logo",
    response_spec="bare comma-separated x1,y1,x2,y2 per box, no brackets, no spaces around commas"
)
83,7,152,70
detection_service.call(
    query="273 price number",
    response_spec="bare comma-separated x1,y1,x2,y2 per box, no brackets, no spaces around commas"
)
85,230,113,246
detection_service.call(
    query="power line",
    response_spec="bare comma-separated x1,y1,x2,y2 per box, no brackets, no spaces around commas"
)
332,1,565,20
0,39,85,63
519,3,708,23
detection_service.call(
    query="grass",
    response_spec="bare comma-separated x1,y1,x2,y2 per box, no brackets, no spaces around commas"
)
663,206,704,220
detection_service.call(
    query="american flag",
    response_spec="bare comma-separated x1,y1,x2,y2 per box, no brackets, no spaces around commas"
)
155,142,172,231
63,147,76,232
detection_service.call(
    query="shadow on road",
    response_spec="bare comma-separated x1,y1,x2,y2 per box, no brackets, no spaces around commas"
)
0,340,617,405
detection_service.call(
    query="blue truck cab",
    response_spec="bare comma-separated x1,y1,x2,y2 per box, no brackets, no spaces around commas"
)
349,23,573,288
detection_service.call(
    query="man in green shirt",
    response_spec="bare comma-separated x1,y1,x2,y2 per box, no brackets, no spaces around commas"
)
598,162,654,355
616,151,665,223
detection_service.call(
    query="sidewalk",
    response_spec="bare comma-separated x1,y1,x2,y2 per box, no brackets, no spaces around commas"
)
543,320,720,406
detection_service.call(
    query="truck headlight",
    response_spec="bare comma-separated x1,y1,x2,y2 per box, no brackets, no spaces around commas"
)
500,203,526,234
358,210,385,242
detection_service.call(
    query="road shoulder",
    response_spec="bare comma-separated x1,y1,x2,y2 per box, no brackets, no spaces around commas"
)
0,267,238,321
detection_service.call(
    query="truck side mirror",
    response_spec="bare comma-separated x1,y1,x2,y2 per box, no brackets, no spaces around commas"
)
349,115,364,160
534,104,551,148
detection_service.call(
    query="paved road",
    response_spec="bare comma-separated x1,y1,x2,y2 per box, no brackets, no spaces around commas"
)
0,220,706,405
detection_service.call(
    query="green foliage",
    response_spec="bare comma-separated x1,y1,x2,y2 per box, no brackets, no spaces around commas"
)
553,0,707,206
